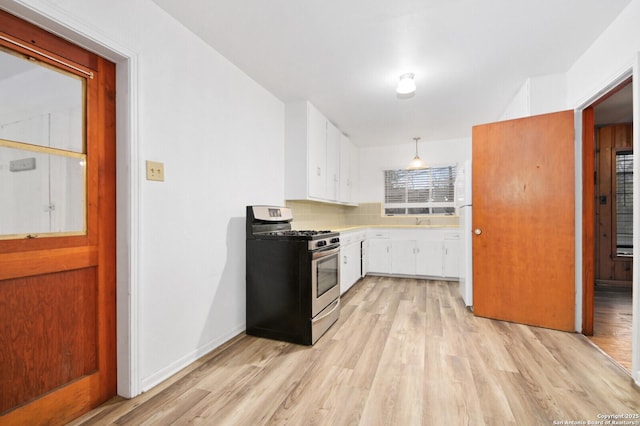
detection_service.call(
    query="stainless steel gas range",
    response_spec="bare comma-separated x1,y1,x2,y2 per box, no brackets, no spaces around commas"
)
245,205,340,345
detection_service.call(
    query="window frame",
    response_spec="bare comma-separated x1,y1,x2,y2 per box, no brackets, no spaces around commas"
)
383,164,457,216
613,147,633,258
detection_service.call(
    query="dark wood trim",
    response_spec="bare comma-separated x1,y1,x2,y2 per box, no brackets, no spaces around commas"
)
95,53,118,402
582,105,595,335
590,76,633,108
0,9,98,71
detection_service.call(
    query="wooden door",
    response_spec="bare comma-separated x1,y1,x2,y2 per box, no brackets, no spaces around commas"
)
0,11,116,425
472,110,575,331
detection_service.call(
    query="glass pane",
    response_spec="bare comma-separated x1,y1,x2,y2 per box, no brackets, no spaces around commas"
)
407,169,430,203
385,208,405,215
0,47,84,153
431,166,456,202
616,151,633,256
0,144,85,238
385,170,407,203
408,207,430,215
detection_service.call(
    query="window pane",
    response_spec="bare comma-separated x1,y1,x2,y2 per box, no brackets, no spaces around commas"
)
431,166,455,202
0,47,85,153
408,207,430,215
432,207,456,215
0,144,86,238
616,151,633,256
385,170,407,203
385,208,406,215
407,169,430,203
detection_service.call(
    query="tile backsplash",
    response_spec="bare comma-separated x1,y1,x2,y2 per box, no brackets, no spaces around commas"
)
285,201,459,230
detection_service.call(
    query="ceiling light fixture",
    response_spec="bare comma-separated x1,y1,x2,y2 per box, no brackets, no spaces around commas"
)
396,73,416,95
407,137,426,170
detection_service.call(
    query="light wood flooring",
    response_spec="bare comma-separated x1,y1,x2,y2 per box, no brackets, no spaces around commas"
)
588,286,633,371
70,277,640,425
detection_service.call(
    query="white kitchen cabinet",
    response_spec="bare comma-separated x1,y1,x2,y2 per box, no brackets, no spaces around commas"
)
416,240,445,276
362,228,460,280
284,100,357,205
366,239,391,274
339,134,359,205
390,239,443,276
326,121,340,201
307,103,327,199
443,233,461,278
285,101,328,200
340,241,362,294
391,240,416,275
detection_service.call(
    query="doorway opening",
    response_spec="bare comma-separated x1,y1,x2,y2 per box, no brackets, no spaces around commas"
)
583,77,633,371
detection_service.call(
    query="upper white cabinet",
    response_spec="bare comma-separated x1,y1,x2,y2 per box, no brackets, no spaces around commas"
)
339,134,358,205
307,102,327,199
325,121,340,201
285,101,358,205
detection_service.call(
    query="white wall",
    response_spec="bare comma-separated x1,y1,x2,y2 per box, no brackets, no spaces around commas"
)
500,73,568,120
566,0,640,107
358,137,470,203
1,0,285,395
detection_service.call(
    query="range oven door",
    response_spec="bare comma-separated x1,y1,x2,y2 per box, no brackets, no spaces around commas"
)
311,245,341,318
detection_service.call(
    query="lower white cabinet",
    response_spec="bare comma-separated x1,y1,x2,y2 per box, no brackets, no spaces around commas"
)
390,240,415,275
390,240,444,276
443,237,460,278
363,229,461,279
366,239,391,274
416,240,444,276
340,241,362,294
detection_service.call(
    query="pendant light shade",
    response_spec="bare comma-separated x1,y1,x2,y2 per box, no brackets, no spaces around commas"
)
407,137,426,170
396,73,416,95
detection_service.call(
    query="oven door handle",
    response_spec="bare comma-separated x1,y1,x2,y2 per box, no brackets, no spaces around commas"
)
312,298,340,323
312,246,340,259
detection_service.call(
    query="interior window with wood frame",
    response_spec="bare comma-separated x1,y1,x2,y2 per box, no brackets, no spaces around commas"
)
614,148,633,257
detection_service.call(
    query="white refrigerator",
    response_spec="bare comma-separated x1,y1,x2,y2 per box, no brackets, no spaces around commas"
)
455,160,473,308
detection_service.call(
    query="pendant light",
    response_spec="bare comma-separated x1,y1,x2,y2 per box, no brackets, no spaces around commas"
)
407,137,426,170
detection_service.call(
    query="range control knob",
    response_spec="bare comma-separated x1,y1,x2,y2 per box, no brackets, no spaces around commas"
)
330,237,340,244
316,240,327,248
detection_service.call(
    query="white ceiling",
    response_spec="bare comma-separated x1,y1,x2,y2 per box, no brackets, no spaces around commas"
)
152,0,632,147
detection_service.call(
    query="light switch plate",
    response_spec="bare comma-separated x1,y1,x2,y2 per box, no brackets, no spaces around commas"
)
146,160,165,181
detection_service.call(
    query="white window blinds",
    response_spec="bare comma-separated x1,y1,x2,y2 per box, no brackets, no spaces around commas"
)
384,165,457,215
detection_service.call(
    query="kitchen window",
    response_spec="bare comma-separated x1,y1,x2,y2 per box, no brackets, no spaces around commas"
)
383,165,456,215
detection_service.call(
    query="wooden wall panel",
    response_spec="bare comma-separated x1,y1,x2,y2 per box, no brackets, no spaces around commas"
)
0,268,97,414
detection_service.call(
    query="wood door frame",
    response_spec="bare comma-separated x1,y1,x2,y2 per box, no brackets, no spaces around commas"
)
581,76,633,336
0,4,143,398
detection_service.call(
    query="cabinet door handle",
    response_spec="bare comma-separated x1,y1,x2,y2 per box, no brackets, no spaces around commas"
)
317,167,322,177
343,256,348,264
